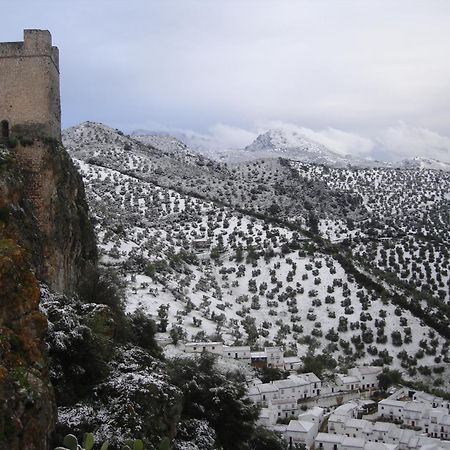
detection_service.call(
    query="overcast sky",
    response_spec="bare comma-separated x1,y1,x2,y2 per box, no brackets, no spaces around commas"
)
3,0,450,161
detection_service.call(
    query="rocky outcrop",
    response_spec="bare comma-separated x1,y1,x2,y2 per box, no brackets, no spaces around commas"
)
0,237,55,449
13,138,98,294
0,140,98,448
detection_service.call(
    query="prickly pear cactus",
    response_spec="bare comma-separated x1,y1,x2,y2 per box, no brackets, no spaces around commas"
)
83,433,95,450
55,433,109,450
123,439,144,450
63,434,80,450
159,437,170,450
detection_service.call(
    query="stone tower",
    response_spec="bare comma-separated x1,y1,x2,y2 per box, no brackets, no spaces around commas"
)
0,29,61,140
0,30,97,294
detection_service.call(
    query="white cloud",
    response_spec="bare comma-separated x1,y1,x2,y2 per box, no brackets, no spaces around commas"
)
4,0,450,161
300,127,374,157
207,124,258,149
377,122,450,162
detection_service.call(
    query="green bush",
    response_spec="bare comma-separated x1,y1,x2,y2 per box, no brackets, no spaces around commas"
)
126,308,161,357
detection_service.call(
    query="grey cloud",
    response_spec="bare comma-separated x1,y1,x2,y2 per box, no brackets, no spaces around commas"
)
2,1,450,160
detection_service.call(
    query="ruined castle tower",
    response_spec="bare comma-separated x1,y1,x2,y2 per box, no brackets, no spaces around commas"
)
0,29,61,140
0,30,97,294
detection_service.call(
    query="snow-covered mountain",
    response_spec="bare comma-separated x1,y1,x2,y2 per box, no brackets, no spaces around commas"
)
243,129,355,167
130,127,450,171
398,156,450,172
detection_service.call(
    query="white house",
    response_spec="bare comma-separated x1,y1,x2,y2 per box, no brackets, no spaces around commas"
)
424,409,450,440
346,418,372,439
320,408,450,450
298,406,325,427
183,341,223,355
284,356,302,371
316,432,346,450
378,399,406,421
349,366,382,390
336,374,361,391
403,402,424,427
288,372,322,397
272,397,300,419
329,414,351,435
371,422,394,442
247,383,279,406
273,378,299,401
341,436,368,450
285,419,319,449
223,345,251,360
266,346,284,368
333,402,360,419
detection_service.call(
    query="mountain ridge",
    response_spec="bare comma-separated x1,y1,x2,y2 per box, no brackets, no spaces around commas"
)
129,126,450,170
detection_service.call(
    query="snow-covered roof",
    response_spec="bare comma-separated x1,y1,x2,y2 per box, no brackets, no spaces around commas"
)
304,372,321,383
337,374,360,384
415,391,438,403
265,346,283,352
420,445,442,450
316,432,345,444
328,414,348,424
404,401,425,412
379,398,406,408
284,356,301,363
333,403,358,416
224,345,250,351
251,351,267,359
273,378,296,390
247,386,260,397
184,341,222,347
372,422,393,432
347,418,371,429
286,420,315,433
398,429,416,444
256,383,278,394
288,374,312,385
342,436,366,448
364,442,396,450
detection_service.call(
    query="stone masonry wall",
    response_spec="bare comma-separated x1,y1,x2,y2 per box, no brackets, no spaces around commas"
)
0,30,61,140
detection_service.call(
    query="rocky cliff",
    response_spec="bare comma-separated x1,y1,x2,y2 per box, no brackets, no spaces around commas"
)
0,140,98,449
13,139,98,294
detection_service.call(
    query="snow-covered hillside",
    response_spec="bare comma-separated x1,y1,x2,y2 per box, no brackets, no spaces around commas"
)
72,158,448,371
290,162,450,303
398,156,450,172
63,121,450,375
132,133,193,156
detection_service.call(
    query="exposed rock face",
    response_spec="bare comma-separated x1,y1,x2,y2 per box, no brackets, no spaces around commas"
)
13,139,98,294
0,237,56,449
0,141,98,448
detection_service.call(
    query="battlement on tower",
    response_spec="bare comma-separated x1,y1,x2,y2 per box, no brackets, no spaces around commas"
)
0,29,61,140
